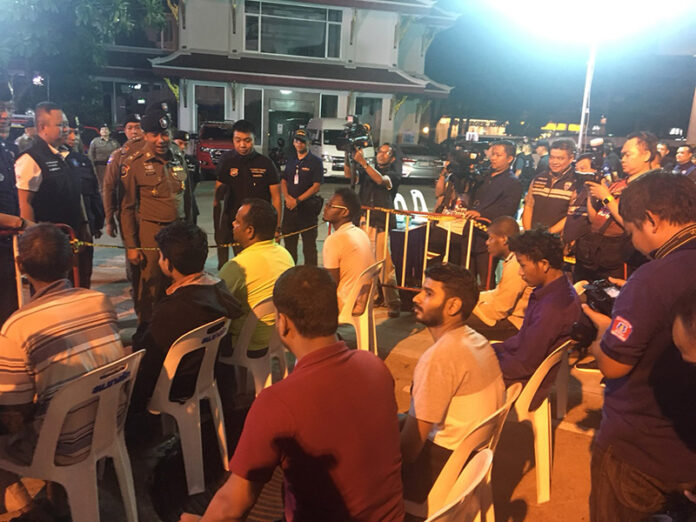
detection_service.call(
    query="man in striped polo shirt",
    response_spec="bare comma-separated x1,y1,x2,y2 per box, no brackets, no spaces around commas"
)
522,138,577,234
0,223,125,518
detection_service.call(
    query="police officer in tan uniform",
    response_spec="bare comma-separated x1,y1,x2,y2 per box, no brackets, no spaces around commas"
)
119,109,191,321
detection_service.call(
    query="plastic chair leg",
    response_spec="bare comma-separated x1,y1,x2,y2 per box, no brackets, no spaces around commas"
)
479,472,494,522
531,400,552,504
555,353,569,420
62,467,101,522
175,407,206,495
111,438,139,522
354,316,370,352
208,389,230,471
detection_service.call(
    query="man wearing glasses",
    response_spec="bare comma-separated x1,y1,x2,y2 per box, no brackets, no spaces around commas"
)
345,143,401,317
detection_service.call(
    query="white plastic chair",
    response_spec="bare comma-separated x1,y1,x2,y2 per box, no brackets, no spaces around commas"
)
554,347,570,420
405,383,522,520
218,297,288,397
338,259,385,354
424,449,494,522
511,339,575,504
394,192,408,211
411,189,429,212
0,350,145,522
148,317,231,496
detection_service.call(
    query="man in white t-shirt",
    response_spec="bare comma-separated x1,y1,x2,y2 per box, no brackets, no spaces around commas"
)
401,263,505,503
322,188,374,311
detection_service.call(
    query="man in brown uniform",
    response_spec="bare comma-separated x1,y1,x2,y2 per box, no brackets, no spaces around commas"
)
119,109,191,321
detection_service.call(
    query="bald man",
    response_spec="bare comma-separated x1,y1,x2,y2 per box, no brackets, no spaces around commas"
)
466,216,531,341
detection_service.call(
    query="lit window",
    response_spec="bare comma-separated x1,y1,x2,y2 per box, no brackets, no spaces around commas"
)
245,1,342,59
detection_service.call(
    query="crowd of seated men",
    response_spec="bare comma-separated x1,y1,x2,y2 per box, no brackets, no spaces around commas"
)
0,130,695,522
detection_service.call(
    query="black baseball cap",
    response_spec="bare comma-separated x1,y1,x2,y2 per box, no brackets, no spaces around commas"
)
293,128,309,142
141,110,171,133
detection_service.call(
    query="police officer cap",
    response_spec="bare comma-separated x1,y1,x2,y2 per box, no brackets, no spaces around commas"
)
141,110,171,133
66,115,80,129
173,130,190,142
123,114,141,126
293,128,309,142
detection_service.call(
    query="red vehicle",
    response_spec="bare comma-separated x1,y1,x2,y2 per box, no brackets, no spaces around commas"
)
196,121,235,179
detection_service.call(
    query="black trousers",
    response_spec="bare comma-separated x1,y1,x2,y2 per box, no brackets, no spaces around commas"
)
282,205,319,266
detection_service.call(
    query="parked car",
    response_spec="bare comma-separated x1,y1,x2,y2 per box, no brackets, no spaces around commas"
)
196,121,235,179
395,143,444,180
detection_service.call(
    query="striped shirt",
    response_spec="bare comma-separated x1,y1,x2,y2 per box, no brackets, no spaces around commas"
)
0,279,125,464
525,168,576,228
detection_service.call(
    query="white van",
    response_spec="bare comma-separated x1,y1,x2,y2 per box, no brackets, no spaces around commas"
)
306,117,375,179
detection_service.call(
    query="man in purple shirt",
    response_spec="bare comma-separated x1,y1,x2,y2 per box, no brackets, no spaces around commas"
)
492,229,581,408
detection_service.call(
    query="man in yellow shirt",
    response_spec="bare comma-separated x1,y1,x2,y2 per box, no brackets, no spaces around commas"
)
219,198,294,354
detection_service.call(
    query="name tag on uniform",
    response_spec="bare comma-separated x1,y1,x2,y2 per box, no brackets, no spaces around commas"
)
250,168,266,178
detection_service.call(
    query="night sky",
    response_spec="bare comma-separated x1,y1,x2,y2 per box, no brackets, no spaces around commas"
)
425,1,696,137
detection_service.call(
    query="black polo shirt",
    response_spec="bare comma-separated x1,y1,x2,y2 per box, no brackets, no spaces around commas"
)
470,170,522,221
216,150,279,216
527,167,576,228
597,225,696,482
282,152,323,199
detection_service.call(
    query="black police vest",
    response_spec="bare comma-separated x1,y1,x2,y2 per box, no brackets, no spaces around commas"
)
20,138,83,230
0,140,19,216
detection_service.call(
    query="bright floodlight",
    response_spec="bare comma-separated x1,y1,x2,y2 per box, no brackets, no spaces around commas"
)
32,75,44,86
488,0,694,43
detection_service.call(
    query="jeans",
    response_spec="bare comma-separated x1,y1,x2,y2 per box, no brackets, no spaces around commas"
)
590,443,696,522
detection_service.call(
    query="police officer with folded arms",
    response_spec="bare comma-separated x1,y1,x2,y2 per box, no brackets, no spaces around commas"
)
119,109,191,321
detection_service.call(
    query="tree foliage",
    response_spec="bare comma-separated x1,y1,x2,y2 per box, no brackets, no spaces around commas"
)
0,0,166,122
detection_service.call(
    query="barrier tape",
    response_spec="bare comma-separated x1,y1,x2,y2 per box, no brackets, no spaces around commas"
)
361,205,490,233
66,223,321,252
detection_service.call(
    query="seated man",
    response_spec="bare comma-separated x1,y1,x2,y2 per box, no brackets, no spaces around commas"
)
219,198,294,356
468,216,531,341
0,224,126,518
322,187,375,311
492,229,581,406
401,263,505,503
131,221,242,411
182,266,404,521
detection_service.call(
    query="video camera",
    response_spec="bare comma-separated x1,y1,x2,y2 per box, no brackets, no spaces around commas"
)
335,115,372,153
445,143,490,185
570,279,621,348
575,138,615,185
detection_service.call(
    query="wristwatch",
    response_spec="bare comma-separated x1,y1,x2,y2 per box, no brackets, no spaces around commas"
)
603,195,615,205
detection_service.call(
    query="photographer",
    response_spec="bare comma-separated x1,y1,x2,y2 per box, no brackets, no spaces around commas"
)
461,140,522,288
344,143,401,317
574,131,658,282
582,172,696,521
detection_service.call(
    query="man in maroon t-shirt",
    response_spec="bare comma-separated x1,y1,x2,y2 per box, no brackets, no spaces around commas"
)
182,266,404,522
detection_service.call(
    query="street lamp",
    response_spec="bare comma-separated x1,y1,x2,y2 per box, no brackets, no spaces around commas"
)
487,0,694,149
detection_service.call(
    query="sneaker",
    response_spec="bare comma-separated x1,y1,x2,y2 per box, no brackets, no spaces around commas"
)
575,359,601,372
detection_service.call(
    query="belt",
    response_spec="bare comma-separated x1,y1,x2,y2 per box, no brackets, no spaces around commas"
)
141,218,175,227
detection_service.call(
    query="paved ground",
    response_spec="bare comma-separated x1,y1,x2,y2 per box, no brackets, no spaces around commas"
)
3,179,603,521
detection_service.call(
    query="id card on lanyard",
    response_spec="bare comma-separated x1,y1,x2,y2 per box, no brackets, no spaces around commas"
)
294,162,299,185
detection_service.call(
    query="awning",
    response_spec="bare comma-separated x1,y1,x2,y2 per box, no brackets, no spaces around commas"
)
150,52,451,98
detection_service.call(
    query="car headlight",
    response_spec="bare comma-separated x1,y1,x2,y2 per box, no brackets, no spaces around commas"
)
322,154,333,163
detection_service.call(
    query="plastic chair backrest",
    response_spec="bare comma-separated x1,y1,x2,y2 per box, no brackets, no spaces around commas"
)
394,193,408,211
150,318,230,405
231,298,277,361
515,339,575,416
31,350,144,467
410,189,429,212
425,449,494,522
339,259,385,321
427,382,522,512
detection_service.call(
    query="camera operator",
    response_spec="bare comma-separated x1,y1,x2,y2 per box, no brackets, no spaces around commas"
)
574,131,659,282
344,143,401,317
461,140,522,289
581,172,696,521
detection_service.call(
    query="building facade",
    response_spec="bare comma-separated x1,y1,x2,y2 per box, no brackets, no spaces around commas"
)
149,0,453,151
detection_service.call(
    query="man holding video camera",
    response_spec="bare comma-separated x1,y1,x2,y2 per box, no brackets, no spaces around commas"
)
344,143,401,317
582,172,696,521
574,131,658,282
